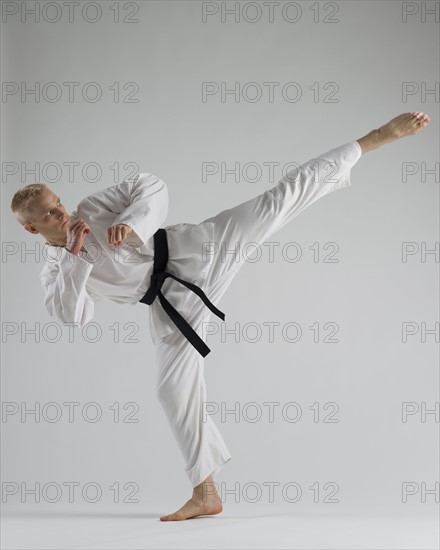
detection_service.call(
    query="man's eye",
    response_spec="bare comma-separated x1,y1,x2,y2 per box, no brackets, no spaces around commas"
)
46,201,61,217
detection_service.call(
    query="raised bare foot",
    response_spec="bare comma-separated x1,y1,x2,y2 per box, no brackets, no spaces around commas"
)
160,493,223,521
356,112,430,153
378,111,430,144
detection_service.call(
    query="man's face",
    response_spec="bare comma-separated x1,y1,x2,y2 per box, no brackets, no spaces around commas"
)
24,188,71,243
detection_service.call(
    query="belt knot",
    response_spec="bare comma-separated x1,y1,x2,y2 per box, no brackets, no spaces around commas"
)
150,271,166,293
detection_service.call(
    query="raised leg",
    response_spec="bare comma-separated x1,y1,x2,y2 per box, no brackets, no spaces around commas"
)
201,111,430,295
201,139,362,293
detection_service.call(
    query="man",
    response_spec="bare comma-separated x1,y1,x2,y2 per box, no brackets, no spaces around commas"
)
10,112,430,521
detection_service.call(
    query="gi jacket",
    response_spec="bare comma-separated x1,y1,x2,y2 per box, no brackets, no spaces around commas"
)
39,173,216,343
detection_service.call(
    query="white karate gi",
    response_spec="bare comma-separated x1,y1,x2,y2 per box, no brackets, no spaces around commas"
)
39,140,362,488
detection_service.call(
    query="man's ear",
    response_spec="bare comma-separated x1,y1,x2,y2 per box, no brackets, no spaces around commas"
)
24,223,39,235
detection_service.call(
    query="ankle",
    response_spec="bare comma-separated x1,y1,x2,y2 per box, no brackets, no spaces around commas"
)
357,128,381,154
193,484,219,503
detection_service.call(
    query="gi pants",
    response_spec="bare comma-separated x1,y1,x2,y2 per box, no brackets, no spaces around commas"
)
149,140,362,488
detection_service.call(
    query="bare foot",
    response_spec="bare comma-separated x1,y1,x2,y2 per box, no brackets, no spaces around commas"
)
159,494,223,521
378,111,430,143
160,475,223,521
357,112,430,154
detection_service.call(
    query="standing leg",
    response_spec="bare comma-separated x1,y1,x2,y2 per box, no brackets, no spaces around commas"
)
156,322,230,521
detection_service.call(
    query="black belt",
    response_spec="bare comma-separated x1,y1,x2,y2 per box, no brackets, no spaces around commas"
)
138,228,225,357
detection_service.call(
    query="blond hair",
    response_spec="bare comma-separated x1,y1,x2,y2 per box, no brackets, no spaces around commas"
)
11,183,49,226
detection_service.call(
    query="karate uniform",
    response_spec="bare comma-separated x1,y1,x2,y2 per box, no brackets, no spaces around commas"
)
39,140,362,488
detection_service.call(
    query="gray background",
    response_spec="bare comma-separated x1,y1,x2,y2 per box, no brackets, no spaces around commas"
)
1,0,439,546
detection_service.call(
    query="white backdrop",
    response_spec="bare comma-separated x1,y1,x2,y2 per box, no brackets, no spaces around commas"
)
1,0,438,548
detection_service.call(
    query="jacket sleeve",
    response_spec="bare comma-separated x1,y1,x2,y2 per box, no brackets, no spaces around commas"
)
85,172,169,247
39,248,95,327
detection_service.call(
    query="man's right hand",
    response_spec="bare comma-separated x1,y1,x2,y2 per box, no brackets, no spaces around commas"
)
65,218,90,256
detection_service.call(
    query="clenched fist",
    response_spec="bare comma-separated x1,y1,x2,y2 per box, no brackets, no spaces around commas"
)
66,218,91,256
107,223,133,246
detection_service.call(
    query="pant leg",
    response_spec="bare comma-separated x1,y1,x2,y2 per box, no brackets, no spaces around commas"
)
201,140,362,292
153,324,232,489
152,140,361,489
